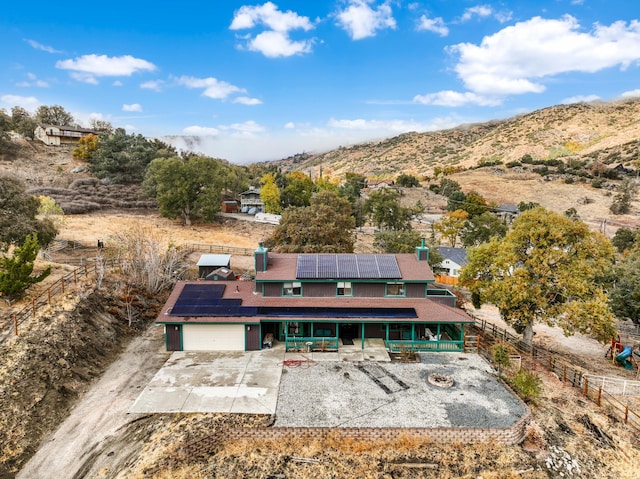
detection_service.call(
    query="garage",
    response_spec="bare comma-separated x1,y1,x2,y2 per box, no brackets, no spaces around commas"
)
182,324,245,351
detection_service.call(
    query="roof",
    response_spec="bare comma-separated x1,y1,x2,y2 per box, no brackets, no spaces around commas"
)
155,281,473,325
196,254,232,267
437,247,468,267
38,123,98,134
240,188,262,195
497,204,519,214
255,253,435,282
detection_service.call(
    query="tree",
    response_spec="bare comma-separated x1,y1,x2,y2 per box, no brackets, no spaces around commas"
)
89,119,114,133
434,210,469,247
364,189,416,231
73,133,99,160
460,207,617,345
396,174,420,188
0,109,12,151
458,191,491,218
143,156,228,225
260,173,282,214
374,229,422,253
609,249,640,324
0,233,51,299
10,106,36,139
339,172,366,203
35,105,74,126
0,176,57,251
266,191,355,253
611,227,639,254
281,171,315,208
90,128,162,183
610,179,637,215
461,211,508,247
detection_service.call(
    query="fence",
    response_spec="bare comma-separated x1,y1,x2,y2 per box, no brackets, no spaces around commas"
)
0,262,101,346
583,374,640,397
183,243,254,256
471,315,640,434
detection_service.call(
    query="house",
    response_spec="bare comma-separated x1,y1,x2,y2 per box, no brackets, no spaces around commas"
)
435,247,468,285
196,254,232,278
366,179,395,190
239,186,263,213
156,241,474,353
34,124,98,146
495,204,519,224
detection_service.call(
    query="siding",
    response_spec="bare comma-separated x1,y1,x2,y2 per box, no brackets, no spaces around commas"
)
302,283,335,297
263,282,282,297
353,283,385,297
405,283,426,298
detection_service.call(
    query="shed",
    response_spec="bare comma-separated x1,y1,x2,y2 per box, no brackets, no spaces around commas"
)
221,200,239,213
205,267,236,281
197,254,232,278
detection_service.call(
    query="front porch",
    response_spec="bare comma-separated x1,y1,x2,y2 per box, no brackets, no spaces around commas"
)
263,320,466,353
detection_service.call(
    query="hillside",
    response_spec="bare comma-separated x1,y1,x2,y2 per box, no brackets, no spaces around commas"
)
274,99,640,180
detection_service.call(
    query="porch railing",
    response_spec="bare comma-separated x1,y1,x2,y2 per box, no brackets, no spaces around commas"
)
285,336,339,352
386,339,464,353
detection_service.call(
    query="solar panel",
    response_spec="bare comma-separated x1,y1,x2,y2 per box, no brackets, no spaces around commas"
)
296,254,401,279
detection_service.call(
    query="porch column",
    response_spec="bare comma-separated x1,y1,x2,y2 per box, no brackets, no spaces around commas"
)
361,323,365,350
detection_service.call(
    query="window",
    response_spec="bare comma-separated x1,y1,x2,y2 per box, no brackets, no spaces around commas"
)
283,282,302,296
386,282,405,297
337,281,352,296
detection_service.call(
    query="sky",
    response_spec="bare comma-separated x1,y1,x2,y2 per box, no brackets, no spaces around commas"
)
1,1,640,164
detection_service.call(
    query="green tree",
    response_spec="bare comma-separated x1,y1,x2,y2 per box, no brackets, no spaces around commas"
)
364,189,416,231
35,105,74,126
281,171,315,208
461,211,508,247
396,174,420,188
0,233,51,299
10,106,37,139
609,249,640,324
89,119,114,133
143,156,228,225
374,229,423,253
339,172,366,203
0,176,57,251
260,173,282,214
460,207,617,345
612,227,639,254
266,191,355,253
459,191,491,218
0,109,12,151
90,128,164,183
434,210,469,247
610,179,637,215
446,190,466,212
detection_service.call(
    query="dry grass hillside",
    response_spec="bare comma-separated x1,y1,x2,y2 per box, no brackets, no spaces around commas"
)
275,98,640,181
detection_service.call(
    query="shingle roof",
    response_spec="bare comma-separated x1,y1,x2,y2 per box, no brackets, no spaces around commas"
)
437,247,468,267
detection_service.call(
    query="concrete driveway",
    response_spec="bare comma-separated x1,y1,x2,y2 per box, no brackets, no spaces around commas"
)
129,347,285,414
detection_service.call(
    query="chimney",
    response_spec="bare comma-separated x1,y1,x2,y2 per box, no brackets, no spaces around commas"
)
254,242,269,272
415,238,430,262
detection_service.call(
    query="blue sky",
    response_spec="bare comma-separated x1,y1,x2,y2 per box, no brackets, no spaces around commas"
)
1,1,639,164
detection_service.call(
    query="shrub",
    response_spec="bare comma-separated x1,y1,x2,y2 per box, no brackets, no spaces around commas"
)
506,161,521,168
508,368,542,404
591,179,605,188
493,344,511,375
564,177,575,184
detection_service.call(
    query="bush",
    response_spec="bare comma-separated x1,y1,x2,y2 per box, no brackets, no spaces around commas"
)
564,177,575,184
591,179,605,188
507,368,542,404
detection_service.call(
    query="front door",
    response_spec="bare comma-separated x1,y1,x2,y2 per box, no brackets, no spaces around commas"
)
167,324,182,351
245,324,261,351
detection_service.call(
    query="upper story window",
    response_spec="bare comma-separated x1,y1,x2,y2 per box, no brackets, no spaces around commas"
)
336,281,352,296
283,281,302,296
386,282,405,297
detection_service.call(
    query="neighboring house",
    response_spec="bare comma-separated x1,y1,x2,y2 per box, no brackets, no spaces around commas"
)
366,179,395,190
196,254,232,278
496,204,519,224
240,186,264,213
435,247,468,284
156,242,474,352
34,124,97,146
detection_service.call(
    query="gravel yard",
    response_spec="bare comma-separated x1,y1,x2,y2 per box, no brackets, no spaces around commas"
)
274,353,527,428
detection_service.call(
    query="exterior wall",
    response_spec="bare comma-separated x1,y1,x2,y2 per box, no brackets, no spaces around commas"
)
353,282,385,297
405,283,426,298
263,282,282,297
182,324,245,351
363,323,385,338
34,126,60,146
301,282,335,297
427,296,456,308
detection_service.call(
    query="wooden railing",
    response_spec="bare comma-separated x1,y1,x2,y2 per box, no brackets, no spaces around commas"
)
183,243,254,256
285,336,339,352
386,339,464,352
472,314,640,434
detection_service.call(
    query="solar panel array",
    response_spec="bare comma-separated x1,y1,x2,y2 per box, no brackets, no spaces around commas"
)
296,254,401,279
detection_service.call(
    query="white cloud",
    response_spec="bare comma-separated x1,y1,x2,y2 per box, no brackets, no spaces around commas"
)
56,54,156,84
140,80,164,91
413,90,501,107
232,96,263,105
183,125,220,136
113,80,123,87
24,39,62,54
621,89,640,98
445,16,640,99
230,2,315,57
561,94,600,104
460,5,493,22
284,122,296,129
0,94,40,111
417,15,449,36
122,103,143,112
221,120,266,136
327,117,447,133
16,72,49,88
176,76,245,100
335,0,396,40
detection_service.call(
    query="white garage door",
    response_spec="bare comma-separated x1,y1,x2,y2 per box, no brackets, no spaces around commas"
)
182,324,245,351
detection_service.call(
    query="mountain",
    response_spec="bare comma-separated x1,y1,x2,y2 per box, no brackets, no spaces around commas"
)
271,98,640,179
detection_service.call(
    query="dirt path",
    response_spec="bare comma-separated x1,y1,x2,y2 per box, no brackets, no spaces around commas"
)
17,324,170,479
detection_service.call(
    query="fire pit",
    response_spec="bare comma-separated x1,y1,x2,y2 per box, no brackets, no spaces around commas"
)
428,373,454,388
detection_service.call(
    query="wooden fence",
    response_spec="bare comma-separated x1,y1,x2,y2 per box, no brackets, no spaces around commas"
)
472,316,640,434
0,262,101,346
183,243,254,256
